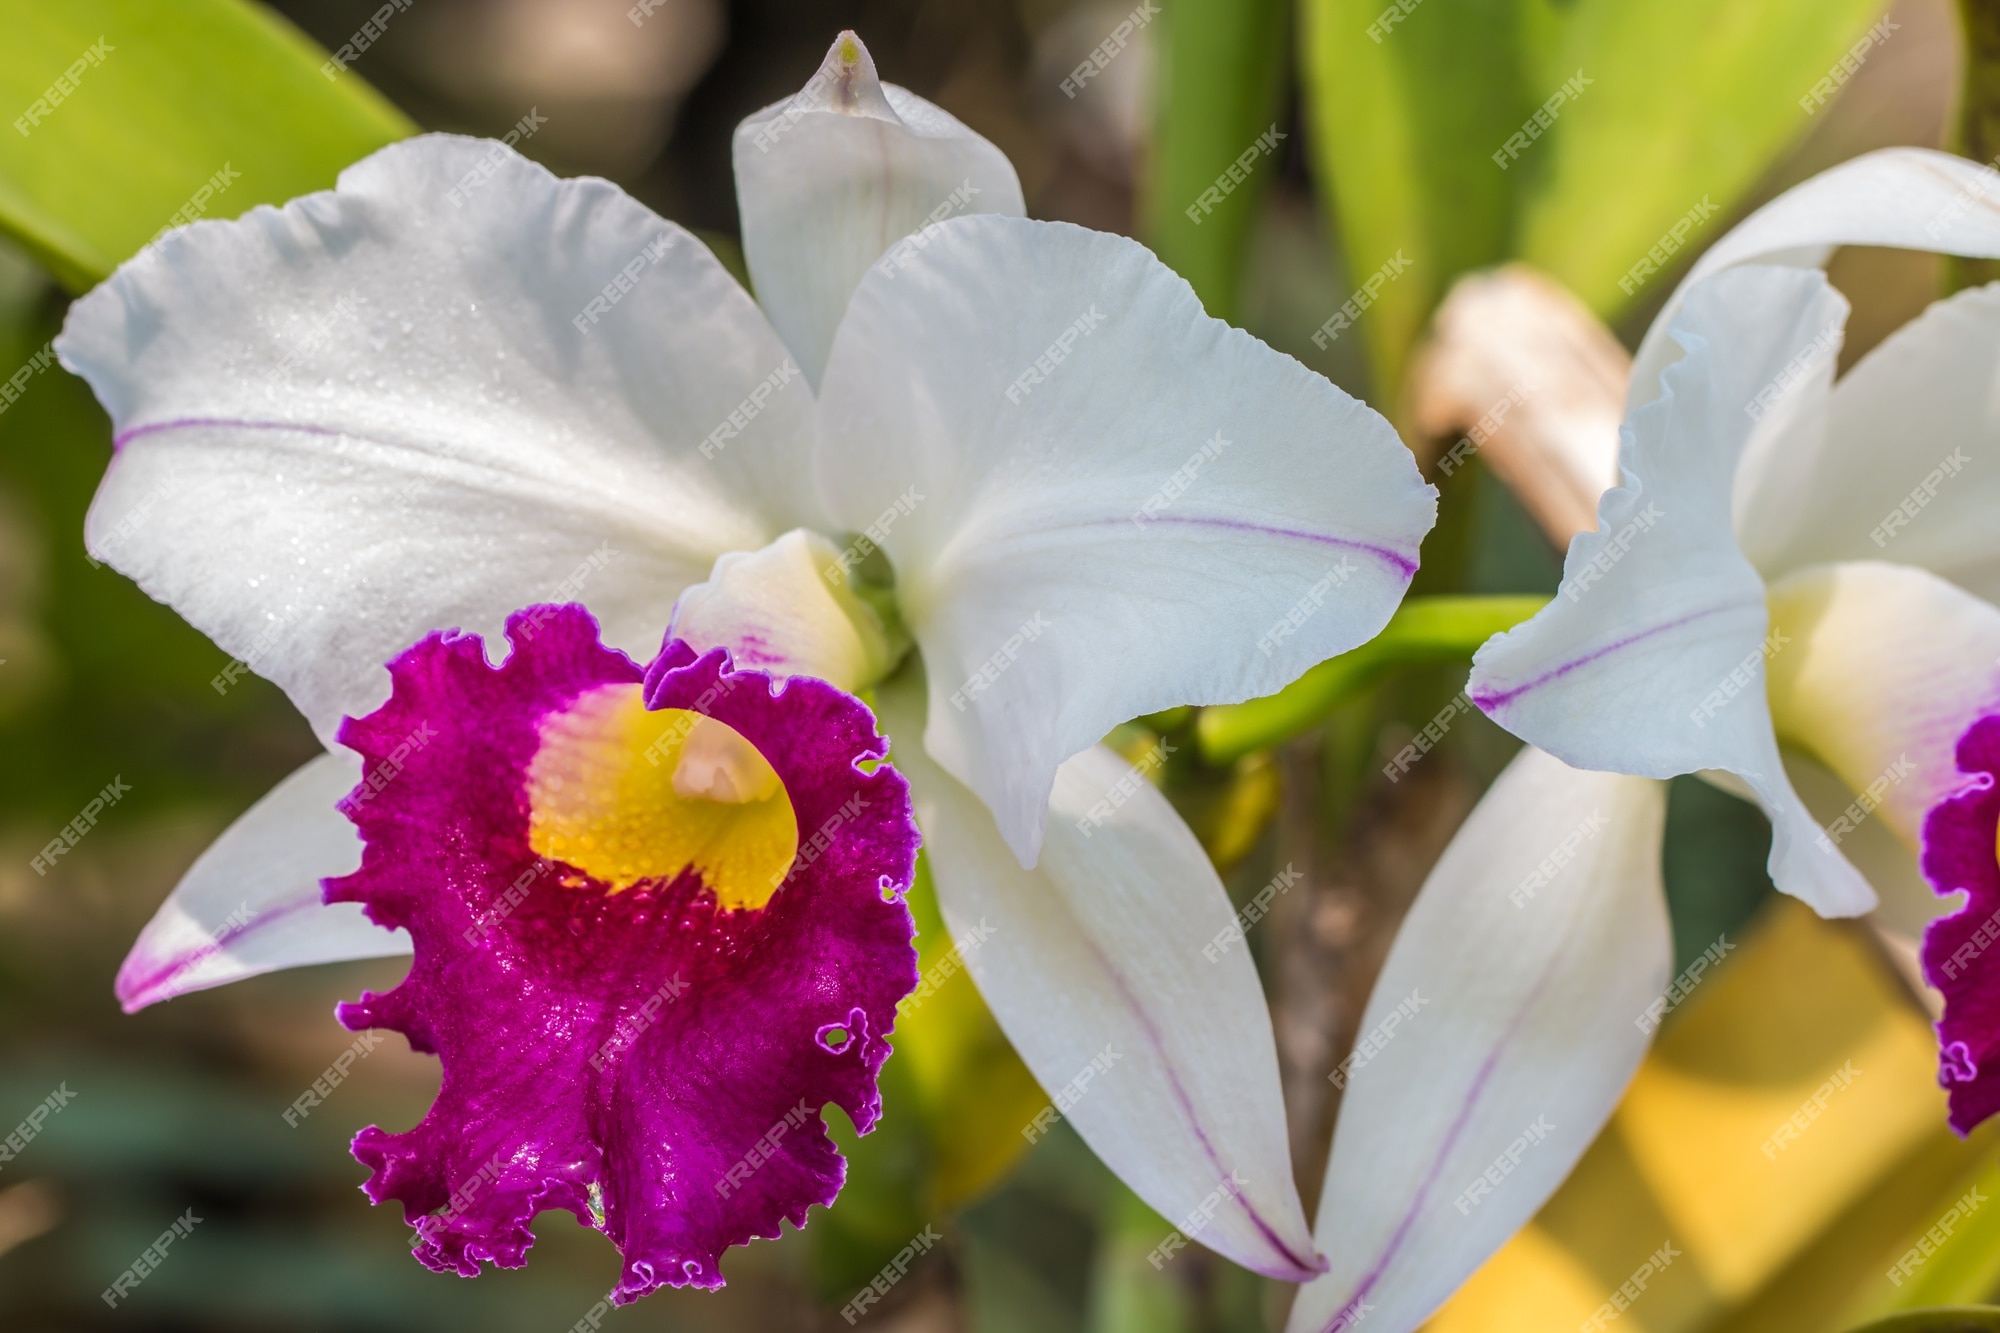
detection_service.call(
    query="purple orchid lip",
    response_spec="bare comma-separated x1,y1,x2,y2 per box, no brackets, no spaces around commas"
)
1919,713,2000,1136
325,603,921,1300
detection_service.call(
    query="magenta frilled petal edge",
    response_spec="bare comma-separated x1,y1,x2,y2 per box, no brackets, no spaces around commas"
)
1920,714,2000,1135
324,603,921,1299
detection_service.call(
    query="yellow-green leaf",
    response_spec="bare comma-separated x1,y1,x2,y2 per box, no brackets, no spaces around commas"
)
1143,0,1290,320
1298,0,1528,398
1519,0,1893,315
0,0,412,290
1839,1312,2000,1333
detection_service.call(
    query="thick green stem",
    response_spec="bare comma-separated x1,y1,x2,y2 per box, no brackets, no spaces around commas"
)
1196,593,1547,764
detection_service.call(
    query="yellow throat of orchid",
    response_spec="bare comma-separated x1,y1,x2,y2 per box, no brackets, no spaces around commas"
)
526,684,798,911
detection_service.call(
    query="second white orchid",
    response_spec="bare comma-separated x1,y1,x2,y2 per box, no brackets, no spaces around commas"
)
1287,148,2000,1333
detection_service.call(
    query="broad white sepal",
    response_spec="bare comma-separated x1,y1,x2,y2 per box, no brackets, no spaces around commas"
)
1287,747,1669,1333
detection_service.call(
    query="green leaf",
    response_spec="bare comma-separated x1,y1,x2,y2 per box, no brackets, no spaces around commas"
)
1833,1150,2000,1322
0,286,319,824
1083,1184,1197,1333
1196,593,1546,763
1840,1312,2000,1333
1297,0,1892,397
1143,0,1290,320
1297,0,1531,398
1517,0,1892,315
0,0,412,290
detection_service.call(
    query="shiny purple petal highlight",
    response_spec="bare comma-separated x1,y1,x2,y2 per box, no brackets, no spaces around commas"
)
1920,714,2000,1135
326,604,920,1299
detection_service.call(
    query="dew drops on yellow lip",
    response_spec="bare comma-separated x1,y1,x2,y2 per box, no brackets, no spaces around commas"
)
526,684,798,911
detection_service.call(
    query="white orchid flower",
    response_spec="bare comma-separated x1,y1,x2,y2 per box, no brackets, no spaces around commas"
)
58,32,1436,1287
1285,147,2000,1333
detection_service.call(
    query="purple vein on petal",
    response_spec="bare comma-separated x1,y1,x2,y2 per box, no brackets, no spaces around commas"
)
116,895,328,1012
112,416,357,450
1079,933,1324,1281
1471,602,1753,715
1101,515,1420,579
1319,967,1558,1333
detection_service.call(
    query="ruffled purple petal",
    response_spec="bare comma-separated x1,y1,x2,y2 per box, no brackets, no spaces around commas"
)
326,604,920,1299
1920,714,2000,1135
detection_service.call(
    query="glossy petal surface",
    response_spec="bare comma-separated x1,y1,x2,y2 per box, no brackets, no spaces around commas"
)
1630,148,2000,410
115,750,401,1012
60,134,811,746
876,669,1322,1280
329,605,919,1298
1764,561,2000,854
1740,283,2000,606
733,32,1024,386
668,529,898,691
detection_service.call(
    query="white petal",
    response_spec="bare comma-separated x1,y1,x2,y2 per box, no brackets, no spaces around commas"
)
60,134,814,747
1632,147,2000,410
1285,749,1670,1333
1470,266,1874,916
732,32,1024,386
877,670,1322,1281
1739,283,2000,603
667,528,899,690
1765,560,2000,854
819,215,1436,865
115,753,406,1012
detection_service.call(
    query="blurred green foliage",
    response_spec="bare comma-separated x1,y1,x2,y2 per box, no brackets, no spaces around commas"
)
1294,0,1891,397
1142,0,1290,319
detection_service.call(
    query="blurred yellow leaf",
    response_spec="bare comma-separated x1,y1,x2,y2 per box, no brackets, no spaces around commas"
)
895,853,1046,1212
1618,909,1938,1300
1432,900,1956,1331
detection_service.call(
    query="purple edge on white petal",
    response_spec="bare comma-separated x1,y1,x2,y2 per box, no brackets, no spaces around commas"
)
110,416,355,450
1471,604,1742,715
115,897,326,1012
1096,515,1420,580
1311,970,1557,1333
1080,929,1325,1281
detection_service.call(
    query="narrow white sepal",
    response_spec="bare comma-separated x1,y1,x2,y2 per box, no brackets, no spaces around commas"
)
878,670,1324,1281
116,752,407,1011
1286,748,1669,1333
